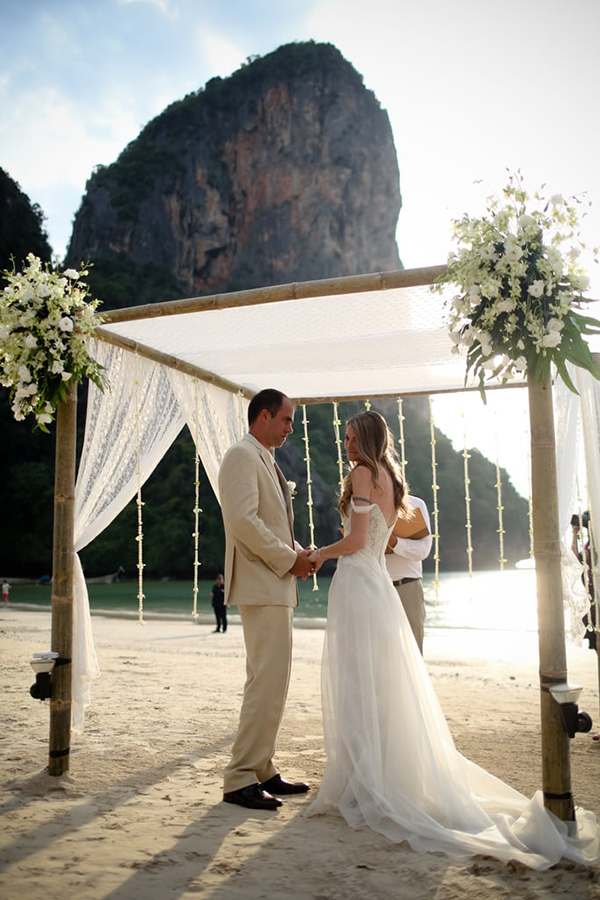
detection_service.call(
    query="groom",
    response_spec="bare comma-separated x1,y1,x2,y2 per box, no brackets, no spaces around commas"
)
218,388,315,810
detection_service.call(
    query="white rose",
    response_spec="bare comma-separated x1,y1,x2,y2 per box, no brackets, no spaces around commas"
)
480,244,497,262
58,316,74,332
24,334,37,349
478,333,493,355
0,325,10,340
18,364,31,382
547,317,564,333
528,280,545,298
542,332,562,348
27,383,38,395
515,356,527,372
518,214,536,230
546,248,563,275
496,299,515,313
574,274,590,291
37,284,51,298
63,269,79,279
504,239,523,263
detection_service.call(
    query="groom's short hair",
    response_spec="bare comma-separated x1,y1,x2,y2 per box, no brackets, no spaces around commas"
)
248,388,287,426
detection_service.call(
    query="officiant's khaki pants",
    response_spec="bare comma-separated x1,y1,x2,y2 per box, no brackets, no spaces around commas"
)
395,580,425,655
223,604,293,793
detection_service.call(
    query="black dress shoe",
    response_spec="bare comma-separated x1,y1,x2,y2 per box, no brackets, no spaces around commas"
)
260,774,309,795
223,783,282,810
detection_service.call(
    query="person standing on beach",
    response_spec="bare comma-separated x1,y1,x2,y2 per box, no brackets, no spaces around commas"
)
218,388,316,810
385,496,432,654
210,574,227,633
2,581,9,605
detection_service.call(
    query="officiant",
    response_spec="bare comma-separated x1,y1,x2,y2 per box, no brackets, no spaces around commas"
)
385,495,432,654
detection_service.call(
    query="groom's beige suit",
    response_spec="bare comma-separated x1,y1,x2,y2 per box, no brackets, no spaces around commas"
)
218,433,300,793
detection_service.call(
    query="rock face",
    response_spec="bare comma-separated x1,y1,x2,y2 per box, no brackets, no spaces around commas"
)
67,42,402,297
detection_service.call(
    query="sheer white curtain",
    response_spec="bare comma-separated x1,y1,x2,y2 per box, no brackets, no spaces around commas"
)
167,370,248,500
72,342,186,728
554,368,599,643
575,366,600,612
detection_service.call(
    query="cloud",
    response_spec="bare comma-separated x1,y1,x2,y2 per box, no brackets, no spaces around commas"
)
197,28,246,80
117,0,175,14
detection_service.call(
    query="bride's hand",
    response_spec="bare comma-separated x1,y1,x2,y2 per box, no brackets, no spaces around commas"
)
307,548,324,571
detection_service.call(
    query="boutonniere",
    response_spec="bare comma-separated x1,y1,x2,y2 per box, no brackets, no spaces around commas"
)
287,481,297,500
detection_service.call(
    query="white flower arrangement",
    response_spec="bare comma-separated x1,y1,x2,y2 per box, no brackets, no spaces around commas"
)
433,172,600,396
287,480,297,499
0,254,105,430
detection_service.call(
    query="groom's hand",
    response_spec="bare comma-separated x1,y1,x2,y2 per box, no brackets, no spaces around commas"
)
306,546,323,574
290,549,315,580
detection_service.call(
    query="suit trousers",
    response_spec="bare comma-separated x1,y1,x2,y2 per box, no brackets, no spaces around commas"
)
395,579,425,655
223,604,293,793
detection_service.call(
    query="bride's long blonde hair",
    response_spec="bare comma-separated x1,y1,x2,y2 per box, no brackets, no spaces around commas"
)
338,411,407,517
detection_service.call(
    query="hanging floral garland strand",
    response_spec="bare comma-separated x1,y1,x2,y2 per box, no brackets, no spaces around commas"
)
332,401,345,494
396,397,407,483
525,404,534,562
301,404,319,591
495,415,507,570
191,380,202,620
134,355,145,625
428,397,440,600
462,411,474,578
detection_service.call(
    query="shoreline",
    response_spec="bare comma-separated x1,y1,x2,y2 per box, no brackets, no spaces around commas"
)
5,601,541,634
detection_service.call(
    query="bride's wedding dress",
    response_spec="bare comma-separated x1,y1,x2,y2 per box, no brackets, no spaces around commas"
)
307,500,600,869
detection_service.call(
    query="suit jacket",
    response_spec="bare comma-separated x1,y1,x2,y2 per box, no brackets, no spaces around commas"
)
218,433,299,608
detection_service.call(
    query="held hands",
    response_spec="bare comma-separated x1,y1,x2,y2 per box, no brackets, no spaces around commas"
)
307,547,324,569
290,548,316,580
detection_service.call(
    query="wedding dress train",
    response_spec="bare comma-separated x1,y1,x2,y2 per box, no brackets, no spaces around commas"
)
307,500,600,869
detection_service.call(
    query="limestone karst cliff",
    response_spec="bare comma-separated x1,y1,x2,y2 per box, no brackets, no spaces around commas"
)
67,41,402,300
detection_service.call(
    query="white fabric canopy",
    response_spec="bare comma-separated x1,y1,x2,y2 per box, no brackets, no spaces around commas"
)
68,268,599,727
98,281,484,399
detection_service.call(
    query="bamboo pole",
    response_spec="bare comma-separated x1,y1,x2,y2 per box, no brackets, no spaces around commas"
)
527,373,574,822
94,327,254,400
100,265,448,325
48,385,77,776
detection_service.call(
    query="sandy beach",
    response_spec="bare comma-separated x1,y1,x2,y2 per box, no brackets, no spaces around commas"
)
2,607,600,899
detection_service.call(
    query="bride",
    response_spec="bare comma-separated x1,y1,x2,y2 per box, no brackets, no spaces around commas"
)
306,410,599,869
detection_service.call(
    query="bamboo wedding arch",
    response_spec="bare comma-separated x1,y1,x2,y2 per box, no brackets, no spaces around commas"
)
47,264,599,827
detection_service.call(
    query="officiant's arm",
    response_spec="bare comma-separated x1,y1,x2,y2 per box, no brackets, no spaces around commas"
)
389,531,433,561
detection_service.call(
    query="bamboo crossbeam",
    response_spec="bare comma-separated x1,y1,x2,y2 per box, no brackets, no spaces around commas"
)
100,266,448,324
94,327,254,400
292,381,527,405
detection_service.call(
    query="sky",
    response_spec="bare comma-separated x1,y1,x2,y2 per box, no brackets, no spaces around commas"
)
2,0,599,498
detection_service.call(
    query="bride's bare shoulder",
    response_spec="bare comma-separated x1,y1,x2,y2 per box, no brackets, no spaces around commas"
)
350,464,374,493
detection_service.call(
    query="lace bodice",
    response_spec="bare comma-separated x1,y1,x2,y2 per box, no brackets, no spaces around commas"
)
342,500,394,567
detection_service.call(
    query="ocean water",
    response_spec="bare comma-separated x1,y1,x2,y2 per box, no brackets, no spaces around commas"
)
8,567,540,633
